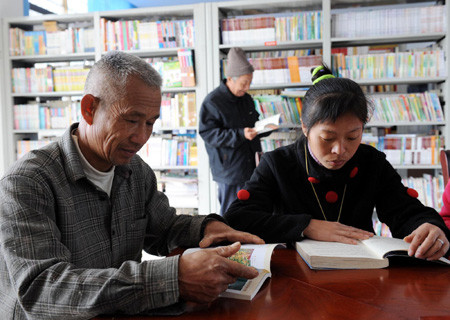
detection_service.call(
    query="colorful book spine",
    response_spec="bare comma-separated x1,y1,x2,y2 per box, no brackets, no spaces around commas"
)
369,92,445,123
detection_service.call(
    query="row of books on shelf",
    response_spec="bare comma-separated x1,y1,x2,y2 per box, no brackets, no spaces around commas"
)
371,172,444,237
154,170,198,210
402,174,444,211
145,49,196,88
369,92,444,123
252,90,442,129
222,55,321,84
247,49,322,59
253,95,302,126
362,133,444,166
13,100,81,130
11,65,90,93
17,140,53,160
332,4,446,38
221,10,322,45
11,50,195,93
158,92,196,128
260,131,299,152
9,24,95,56
331,45,399,56
100,18,195,51
372,216,392,238
361,84,398,94
138,136,198,167
331,49,446,80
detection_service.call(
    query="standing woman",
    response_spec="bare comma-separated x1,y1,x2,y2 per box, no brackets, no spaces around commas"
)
225,65,450,260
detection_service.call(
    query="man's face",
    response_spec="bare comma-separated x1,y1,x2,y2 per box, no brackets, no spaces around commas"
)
227,74,253,97
86,77,161,172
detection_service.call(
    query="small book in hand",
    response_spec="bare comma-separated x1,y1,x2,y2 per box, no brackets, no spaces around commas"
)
296,236,450,270
183,243,284,300
254,114,281,134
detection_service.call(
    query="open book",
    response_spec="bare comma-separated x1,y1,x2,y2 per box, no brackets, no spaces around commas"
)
254,114,281,134
183,243,283,300
296,236,450,270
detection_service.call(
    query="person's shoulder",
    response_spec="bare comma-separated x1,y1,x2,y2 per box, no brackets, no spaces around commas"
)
263,141,299,164
3,142,62,179
128,154,155,179
356,143,391,170
203,85,223,101
358,143,386,160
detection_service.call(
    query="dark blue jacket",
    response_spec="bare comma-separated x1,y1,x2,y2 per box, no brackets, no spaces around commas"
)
199,80,262,185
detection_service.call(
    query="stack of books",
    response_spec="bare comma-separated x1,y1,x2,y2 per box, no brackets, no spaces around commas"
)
362,133,444,166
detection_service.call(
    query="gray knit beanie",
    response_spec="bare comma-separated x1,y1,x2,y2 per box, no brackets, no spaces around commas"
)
226,47,254,78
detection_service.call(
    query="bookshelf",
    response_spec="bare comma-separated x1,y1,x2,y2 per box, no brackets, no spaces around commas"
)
2,4,211,215
208,0,449,212
1,0,449,215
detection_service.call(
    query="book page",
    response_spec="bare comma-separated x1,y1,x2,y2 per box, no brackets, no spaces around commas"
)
361,236,410,258
254,114,281,134
297,240,381,259
362,236,450,265
183,243,281,271
183,244,283,300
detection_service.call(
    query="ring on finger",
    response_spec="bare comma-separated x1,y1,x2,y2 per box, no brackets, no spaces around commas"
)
437,238,445,246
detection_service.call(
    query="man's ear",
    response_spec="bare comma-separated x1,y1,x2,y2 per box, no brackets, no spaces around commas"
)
80,94,98,125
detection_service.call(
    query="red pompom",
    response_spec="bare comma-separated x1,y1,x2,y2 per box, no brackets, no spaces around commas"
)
325,191,338,203
407,188,419,198
349,167,358,178
237,189,250,200
308,177,320,184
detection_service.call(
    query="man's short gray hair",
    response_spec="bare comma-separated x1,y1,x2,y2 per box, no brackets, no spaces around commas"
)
84,51,162,104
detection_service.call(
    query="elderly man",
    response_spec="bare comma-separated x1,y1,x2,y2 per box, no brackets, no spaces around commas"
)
0,51,263,320
200,47,266,215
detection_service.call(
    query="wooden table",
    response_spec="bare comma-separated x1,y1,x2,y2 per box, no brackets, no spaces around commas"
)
95,247,450,320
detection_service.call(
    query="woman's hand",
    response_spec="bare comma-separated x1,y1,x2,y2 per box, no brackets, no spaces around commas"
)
404,223,449,260
303,219,374,244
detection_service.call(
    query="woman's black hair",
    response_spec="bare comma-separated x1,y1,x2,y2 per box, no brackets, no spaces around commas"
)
302,64,373,135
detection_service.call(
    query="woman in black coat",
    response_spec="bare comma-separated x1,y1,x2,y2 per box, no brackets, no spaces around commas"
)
225,65,450,260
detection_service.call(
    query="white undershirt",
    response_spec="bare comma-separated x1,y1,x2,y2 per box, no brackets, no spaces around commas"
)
71,132,115,197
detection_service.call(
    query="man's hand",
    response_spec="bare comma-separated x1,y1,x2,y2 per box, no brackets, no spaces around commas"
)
244,127,258,141
199,220,264,248
404,223,449,260
303,219,374,245
178,242,259,303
